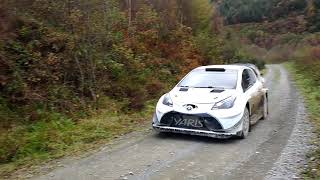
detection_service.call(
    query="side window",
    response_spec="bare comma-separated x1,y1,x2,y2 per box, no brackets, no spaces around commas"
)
242,69,257,92
242,70,250,91
248,69,257,85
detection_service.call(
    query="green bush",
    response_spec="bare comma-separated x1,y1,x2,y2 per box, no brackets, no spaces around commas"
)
0,112,73,163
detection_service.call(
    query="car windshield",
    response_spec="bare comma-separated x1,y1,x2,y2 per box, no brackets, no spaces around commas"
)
178,69,238,89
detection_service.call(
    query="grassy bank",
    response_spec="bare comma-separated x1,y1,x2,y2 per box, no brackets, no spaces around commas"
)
285,62,320,179
0,97,155,178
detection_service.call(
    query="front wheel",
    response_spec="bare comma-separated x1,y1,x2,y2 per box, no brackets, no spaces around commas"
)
238,108,250,139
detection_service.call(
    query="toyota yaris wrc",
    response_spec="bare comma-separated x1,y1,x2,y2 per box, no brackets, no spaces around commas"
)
152,64,268,139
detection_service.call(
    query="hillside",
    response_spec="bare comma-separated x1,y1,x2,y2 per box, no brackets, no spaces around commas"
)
218,0,320,178
0,0,240,176
1,0,320,178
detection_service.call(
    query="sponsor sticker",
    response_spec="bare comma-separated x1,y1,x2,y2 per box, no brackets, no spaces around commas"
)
174,116,203,128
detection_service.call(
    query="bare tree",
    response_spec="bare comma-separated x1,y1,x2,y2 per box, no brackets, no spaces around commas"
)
128,0,132,28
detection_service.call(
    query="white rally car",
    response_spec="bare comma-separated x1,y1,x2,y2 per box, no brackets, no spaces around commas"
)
152,64,268,139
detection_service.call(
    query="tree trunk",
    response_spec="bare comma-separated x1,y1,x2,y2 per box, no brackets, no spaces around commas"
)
128,0,132,29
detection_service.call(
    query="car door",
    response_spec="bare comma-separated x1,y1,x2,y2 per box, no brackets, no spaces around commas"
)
249,70,264,119
242,69,260,123
247,69,264,119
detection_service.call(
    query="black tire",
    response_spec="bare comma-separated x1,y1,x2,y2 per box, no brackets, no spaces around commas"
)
238,108,250,139
262,94,268,120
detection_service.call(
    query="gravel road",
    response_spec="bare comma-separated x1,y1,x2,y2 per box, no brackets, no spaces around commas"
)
31,64,315,180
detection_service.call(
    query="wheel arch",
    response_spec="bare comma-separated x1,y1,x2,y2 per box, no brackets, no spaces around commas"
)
246,102,251,116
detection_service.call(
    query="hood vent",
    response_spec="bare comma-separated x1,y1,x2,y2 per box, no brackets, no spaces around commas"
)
210,89,224,93
179,87,189,92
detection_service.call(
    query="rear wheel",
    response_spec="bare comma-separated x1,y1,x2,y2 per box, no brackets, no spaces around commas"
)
238,108,250,139
262,94,268,120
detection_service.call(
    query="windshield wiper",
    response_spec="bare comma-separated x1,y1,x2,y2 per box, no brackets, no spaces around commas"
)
194,86,224,89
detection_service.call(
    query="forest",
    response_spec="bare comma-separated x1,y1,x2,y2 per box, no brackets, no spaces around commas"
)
0,0,237,175
0,0,320,178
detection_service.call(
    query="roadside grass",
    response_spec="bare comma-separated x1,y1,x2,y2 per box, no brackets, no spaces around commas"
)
285,62,320,179
0,97,155,178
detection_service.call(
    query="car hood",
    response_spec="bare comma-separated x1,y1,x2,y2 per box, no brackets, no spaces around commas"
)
170,87,238,104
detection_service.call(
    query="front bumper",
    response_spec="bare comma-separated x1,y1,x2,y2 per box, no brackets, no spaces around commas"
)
152,108,244,138
153,124,236,139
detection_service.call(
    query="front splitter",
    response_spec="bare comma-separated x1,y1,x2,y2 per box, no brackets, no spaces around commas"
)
153,125,236,139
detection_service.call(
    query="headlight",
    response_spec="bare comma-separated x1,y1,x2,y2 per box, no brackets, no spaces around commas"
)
212,96,236,109
162,93,173,107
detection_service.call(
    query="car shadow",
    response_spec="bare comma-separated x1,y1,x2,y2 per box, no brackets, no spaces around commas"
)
249,117,267,131
152,131,239,144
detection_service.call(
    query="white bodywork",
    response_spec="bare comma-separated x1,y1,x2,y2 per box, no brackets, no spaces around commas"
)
152,65,268,138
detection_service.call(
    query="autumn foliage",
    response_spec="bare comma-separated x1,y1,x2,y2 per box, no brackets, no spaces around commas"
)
0,0,215,129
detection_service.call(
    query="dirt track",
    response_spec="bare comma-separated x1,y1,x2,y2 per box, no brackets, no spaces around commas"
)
31,64,314,180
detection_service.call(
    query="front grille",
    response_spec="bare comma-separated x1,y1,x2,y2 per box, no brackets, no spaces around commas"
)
159,111,223,131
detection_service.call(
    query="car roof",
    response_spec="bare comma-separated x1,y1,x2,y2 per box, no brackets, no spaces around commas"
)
194,65,248,71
